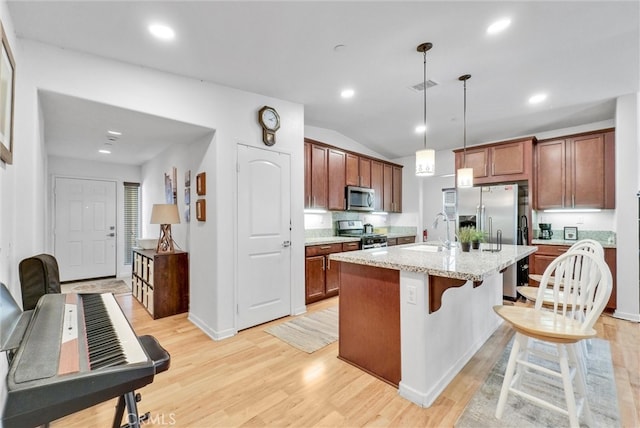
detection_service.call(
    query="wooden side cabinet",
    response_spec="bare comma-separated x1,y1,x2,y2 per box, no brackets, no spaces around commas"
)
132,249,189,319
528,245,616,310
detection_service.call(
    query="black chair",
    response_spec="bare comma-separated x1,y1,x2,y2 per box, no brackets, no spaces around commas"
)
112,335,171,428
18,254,60,310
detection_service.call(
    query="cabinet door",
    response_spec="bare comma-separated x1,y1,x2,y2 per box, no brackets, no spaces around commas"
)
387,238,398,246
305,256,326,303
328,149,346,210
397,236,415,245
310,144,328,209
304,142,312,208
346,153,359,186
382,164,393,212
535,140,566,209
359,157,372,188
370,160,384,211
465,147,489,179
325,257,340,296
491,141,525,176
604,248,616,310
392,166,402,212
570,134,605,208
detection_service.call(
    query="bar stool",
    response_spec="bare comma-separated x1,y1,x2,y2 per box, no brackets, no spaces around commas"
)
112,335,171,428
493,251,612,428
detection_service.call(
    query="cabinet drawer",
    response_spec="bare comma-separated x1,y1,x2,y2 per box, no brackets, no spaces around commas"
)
306,243,343,257
387,238,398,246
535,244,570,256
342,241,361,252
397,236,415,245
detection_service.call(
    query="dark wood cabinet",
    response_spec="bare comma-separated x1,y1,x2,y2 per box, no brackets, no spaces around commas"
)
454,137,534,185
387,236,415,247
305,241,360,303
304,141,329,209
528,244,616,310
304,138,403,213
383,164,402,212
132,249,189,319
534,129,615,210
327,148,346,210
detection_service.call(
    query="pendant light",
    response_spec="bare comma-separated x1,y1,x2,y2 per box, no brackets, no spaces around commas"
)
415,42,435,177
457,74,474,188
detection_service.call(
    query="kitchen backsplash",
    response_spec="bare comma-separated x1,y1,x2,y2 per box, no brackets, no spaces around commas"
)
531,209,615,243
304,211,418,238
532,229,616,243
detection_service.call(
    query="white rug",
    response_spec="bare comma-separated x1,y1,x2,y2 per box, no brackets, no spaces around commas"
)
265,306,338,353
61,278,131,295
455,337,620,427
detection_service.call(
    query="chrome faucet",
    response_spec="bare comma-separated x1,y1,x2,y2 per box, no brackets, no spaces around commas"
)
433,212,454,249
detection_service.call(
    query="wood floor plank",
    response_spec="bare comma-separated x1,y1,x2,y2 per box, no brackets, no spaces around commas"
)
48,294,638,427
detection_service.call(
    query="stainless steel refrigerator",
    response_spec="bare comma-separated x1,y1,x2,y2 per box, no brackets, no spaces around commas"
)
455,184,522,299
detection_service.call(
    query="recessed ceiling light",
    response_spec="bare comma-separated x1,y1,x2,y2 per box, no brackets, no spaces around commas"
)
107,130,122,136
487,18,511,35
341,88,355,99
415,124,426,134
528,93,548,104
149,23,175,41
99,149,111,154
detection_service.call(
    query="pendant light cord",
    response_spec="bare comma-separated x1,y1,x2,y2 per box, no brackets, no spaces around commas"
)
463,77,467,167
423,49,427,150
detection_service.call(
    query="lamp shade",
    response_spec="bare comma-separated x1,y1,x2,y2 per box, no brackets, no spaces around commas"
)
457,167,474,188
150,204,180,224
415,149,435,176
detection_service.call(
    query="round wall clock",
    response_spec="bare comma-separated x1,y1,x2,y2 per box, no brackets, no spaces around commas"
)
258,106,280,146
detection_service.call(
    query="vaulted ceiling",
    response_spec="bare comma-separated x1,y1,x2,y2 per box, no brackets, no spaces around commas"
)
8,1,639,164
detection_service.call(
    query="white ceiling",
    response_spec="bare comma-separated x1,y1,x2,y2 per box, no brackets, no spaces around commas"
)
8,1,639,164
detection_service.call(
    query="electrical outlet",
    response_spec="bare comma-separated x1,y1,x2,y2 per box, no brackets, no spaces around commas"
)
577,216,584,224
407,285,417,305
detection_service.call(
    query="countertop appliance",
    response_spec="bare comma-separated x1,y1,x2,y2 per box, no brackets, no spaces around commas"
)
455,184,527,300
364,223,374,234
539,223,553,239
337,220,387,249
346,186,375,212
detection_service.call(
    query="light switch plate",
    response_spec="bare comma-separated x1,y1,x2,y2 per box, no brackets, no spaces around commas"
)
407,285,417,304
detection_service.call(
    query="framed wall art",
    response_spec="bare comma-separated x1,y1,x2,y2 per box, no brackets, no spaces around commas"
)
563,226,578,241
196,172,206,195
196,199,206,221
0,20,15,165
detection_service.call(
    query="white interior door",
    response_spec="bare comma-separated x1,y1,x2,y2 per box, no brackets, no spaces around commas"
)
54,177,117,281
237,145,291,330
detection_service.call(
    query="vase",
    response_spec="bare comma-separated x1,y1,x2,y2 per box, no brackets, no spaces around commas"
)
461,242,471,252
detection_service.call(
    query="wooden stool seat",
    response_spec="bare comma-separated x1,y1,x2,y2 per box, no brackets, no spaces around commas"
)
493,305,595,343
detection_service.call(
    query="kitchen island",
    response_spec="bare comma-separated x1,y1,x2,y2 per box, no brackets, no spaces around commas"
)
330,242,537,408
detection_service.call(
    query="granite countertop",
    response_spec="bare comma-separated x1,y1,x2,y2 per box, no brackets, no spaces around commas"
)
530,238,616,249
330,243,537,281
305,236,360,246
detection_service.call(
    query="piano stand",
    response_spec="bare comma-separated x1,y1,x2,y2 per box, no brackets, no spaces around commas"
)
112,335,171,428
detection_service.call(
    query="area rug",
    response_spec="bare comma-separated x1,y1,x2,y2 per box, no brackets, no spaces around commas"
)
61,278,131,295
455,337,620,427
265,306,338,353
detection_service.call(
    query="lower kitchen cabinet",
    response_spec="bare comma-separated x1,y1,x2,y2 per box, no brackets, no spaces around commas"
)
528,244,616,310
387,236,416,246
305,241,359,304
132,249,189,319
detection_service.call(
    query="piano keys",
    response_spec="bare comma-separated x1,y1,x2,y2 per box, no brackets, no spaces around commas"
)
1,288,154,428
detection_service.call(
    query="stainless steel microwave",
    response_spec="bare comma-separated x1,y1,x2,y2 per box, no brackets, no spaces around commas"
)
346,186,375,211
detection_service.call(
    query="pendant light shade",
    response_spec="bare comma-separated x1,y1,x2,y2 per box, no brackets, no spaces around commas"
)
416,148,435,176
457,74,473,188
415,42,435,177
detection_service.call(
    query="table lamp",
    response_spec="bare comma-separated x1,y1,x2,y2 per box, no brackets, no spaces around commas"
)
150,204,180,253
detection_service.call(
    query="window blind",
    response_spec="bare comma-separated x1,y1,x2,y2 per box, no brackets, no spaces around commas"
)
123,182,140,265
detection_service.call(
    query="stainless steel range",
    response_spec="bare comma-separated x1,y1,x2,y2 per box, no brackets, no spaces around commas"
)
336,220,387,250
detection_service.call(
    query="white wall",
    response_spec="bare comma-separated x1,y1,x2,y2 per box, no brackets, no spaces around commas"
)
613,93,639,321
47,156,142,277
305,125,391,161
18,40,306,344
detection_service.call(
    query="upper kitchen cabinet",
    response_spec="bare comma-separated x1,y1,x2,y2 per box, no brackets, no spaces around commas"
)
534,129,615,210
346,154,372,188
327,148,347,210
454,137,535,185
304,140,328,209
370,160,384,211
383,164,402,213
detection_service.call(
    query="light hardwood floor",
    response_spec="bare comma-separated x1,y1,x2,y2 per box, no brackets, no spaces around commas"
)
52,295,639,427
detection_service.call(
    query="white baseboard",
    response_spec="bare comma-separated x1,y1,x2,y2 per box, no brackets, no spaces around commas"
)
188,312,237,341
612,310,640,323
